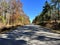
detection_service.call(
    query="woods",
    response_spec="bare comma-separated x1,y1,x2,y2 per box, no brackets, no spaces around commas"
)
0,0,30,27
33,0,60,30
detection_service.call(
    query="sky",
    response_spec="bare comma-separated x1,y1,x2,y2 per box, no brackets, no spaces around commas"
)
20,0,51,22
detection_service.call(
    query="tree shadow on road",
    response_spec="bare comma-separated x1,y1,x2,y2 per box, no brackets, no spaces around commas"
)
0,26,60,45
0,38,27,45
35,36,60,41
5,26,37,39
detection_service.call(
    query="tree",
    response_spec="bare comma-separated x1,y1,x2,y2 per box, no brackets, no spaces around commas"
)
0,0,30,26
1,0,9,25
57,0,60,20
51,0,60,20
32,1,51,25
42,1,51,21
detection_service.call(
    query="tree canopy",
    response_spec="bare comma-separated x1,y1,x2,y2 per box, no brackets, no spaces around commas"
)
0,0,30,26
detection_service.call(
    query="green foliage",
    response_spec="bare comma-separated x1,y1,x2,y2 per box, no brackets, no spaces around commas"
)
0,16,6,24
33,1,51,24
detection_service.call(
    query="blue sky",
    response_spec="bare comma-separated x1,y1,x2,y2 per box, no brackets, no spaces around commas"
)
21,0,51,22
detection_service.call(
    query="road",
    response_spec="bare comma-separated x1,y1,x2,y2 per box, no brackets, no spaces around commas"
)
0,25,60,45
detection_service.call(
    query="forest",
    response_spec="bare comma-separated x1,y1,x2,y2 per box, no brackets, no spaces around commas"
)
0,0,30,28
33,0,60,30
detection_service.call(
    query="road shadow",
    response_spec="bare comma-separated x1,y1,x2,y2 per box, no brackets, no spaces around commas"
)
1,26,60,41
17,26,39,31
35,36,60,41
4,26,37,39
0,38,27,45
0,25,60,45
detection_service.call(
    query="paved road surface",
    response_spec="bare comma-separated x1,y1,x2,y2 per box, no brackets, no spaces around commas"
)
0,25,60,45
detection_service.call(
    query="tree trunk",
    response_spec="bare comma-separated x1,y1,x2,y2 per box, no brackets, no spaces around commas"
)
58,2,60,20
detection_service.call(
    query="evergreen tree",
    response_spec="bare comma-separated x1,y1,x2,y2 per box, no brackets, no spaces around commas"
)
32,1,51,24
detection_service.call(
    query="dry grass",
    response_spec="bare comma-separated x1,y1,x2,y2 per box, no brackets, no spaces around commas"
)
51,30,60,34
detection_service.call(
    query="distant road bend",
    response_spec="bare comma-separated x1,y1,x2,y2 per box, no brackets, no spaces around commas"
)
0,25,60,45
